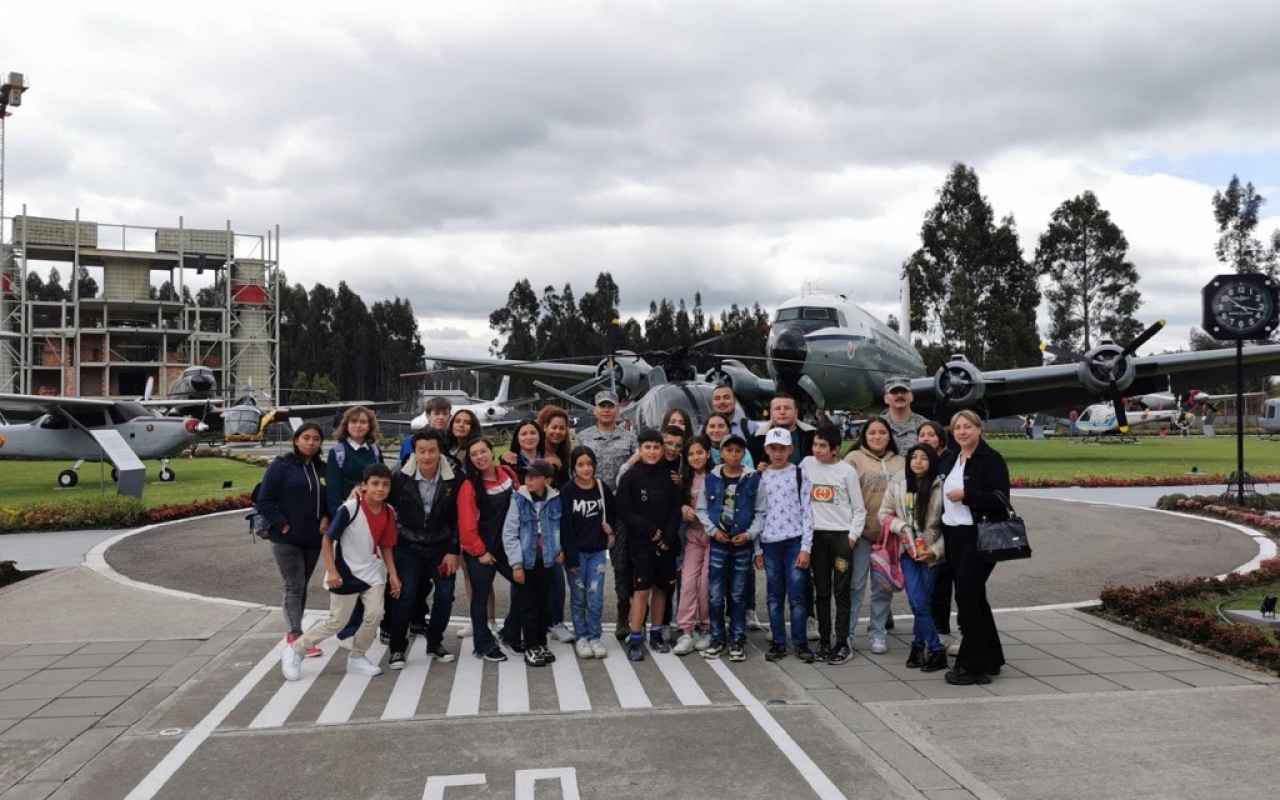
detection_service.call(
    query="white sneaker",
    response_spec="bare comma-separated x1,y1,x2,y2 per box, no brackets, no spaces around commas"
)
280,647,302,681
338,637,353,651
457,622,473,639
745,610,765,631
575,638,594,659
947,635,962,657
590,639,608,659
549,623,577,643
694,632,711,651
806,616,820,642
673,634,696,656
346,655,382,676
869,636,888,655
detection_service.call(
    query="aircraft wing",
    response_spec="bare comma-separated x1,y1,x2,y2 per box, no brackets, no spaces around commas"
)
139,398,225,412
276,401,402,416
0,393,123,414
416,355,598,382
908,344,1280,419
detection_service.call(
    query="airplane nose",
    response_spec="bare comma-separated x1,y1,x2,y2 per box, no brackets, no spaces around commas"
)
191,377,214,391
769,326,807,382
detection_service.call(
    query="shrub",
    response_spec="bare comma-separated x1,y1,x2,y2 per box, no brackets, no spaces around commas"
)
0,493,251,533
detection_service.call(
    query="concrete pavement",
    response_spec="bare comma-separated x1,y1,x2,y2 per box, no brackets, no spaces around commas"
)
1,497,1278,800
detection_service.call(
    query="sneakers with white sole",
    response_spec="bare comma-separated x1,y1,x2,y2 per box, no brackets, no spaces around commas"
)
869,636,888,655
745,610,765,631
280,647,302,681
575,639,594,659
694,631,711,651
947,635,962,657
673,634,696,656
338,637,353,651
548,623,576,643
806,616,820,642
590,640,608,659
346,655,382,676
456,622,473,639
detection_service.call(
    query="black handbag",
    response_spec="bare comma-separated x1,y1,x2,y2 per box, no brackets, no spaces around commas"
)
977,492,1032,563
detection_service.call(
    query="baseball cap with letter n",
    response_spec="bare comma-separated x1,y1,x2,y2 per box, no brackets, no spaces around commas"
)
764,428,792,447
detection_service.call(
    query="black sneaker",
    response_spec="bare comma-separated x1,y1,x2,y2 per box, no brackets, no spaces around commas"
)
524,647,547,667
826,644,852,665
388,651,406,671
501,638,525,654
427,644,456,663
765,642,788,662
728,641,746,662
795,644,817,664
944,667,991,685
410,620,428,637
905,643,925,669
920,649,948,673
885,616,895,631
649,631,671,654
703,640,725,660
815,645,831,662
378,628,391,645
626,639,645,662
481,647,507,662
540,646,557,664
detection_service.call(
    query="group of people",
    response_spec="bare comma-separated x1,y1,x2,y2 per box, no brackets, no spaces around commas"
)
259,377,1012,688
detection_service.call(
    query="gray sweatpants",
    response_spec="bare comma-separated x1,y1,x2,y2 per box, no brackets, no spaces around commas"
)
271,542,321,636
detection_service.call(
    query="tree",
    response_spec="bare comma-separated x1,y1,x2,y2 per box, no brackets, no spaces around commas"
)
1036,191,1143,352
38,267,67,301
23,270,45,300
1212,175,1278,276
489,279,540,360
904,163,1041,370
76,266,98,300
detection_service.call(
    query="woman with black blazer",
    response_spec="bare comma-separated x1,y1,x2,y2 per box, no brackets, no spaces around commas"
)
936,409,1009,685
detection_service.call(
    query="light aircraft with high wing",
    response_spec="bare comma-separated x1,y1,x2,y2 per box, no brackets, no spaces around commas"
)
0,393,207,490
401,377,537,431
424,283,1280,432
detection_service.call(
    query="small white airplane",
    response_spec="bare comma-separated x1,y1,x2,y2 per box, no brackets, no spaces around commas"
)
404,377,535,431
0,393,207,493
1074,403,1193,437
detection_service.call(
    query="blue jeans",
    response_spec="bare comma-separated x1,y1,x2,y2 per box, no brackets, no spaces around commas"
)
568,550,608,642
551,563,567,627
707,543,752,643
762,537,808,647
902,557,943,652
463,554,522,657
389,547,456,654
848,536,893,641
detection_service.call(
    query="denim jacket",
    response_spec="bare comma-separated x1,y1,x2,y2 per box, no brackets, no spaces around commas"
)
501,486,562,570
695,465,767,541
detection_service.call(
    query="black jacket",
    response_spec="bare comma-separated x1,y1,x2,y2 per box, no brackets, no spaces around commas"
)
617,460,683,551
748,422,816,466
559,479,618,568
388,456,462,555
255,455,327,549
937,438,1011,523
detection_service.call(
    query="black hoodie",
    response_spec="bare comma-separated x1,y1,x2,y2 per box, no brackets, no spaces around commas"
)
616,460,683,551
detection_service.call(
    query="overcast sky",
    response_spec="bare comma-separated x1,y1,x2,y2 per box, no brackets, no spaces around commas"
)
6,0,1280,364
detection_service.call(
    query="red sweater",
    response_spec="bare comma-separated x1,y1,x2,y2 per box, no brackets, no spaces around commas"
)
459,466,520,556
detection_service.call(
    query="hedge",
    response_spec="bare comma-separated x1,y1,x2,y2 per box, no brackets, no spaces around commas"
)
0,493,252,534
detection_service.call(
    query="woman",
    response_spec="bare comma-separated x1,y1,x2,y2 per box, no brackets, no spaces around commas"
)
702,412,755,469
255,422,329,657
502,420,546,483
661,408,694,442
560,445,617,659
459,438,524,661
937,410,1009,685
916,421,948,457
843,417,904,655
916,420,956,645
536,406,573,489
325,406,383,645
673,435,713,655
880,443,947,672
446,409,484,465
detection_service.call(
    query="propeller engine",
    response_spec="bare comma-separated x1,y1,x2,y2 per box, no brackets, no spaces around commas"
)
1041,319,1165,433
594,351,650,398
932,354,986,408
704,358,776,410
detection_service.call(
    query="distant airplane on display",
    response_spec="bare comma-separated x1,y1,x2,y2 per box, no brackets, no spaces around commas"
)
402,377,536,432
219,381,399,445
0,393,207,491
425,283,1280,430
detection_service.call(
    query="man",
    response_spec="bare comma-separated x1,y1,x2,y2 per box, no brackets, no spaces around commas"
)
385,430,461,670
880,376,930,453
575,390,639,640
400,396,454,463
712,385,759,442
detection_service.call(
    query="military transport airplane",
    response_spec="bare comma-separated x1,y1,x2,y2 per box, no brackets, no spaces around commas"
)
0,393,206,487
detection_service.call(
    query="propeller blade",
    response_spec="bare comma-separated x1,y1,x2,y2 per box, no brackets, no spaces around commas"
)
1040,342,1085,363
1121,319,1166,358
1109,380,1129,433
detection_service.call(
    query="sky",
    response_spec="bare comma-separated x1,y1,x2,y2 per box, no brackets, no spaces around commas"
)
5,0,1280,365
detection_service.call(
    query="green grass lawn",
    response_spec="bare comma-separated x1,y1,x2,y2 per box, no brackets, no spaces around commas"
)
0,457,265,510
979,437,1280,482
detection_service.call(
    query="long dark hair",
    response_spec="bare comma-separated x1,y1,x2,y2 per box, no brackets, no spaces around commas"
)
512,420,545,463
537,405,573,469
681,435,713,503
916,420,949,455
446,409,484,455
661,408,694,441
858,417,899,456
569,445,597,485
701,411,734,444
904,443,940,529
285,422,326,467
463,437,498,499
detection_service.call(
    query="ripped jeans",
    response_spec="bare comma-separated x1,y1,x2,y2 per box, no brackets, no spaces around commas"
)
569,549,609,642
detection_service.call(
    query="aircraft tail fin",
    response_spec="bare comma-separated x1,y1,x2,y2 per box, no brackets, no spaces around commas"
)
493,376,510,405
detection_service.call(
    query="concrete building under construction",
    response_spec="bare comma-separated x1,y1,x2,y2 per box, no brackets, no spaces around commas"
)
0,210,279,403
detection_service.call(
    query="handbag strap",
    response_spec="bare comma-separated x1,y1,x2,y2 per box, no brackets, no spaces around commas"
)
991,490,1019,519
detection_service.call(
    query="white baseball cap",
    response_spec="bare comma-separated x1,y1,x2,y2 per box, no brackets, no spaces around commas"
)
764,428,792,447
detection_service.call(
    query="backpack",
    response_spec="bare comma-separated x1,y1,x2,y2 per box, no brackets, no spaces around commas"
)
871,515,905,593
333,440,382,468
247,477,271,541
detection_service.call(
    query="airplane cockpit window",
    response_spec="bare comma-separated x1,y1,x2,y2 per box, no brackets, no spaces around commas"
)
108,402,153,424
1267,403,1278,420
774,307,841,333
225,409,261,436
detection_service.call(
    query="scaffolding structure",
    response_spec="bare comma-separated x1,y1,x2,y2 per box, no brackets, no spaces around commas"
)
0,208,280,404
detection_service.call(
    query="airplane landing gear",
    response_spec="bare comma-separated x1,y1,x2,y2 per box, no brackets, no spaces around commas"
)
159,461,176,483
58,469,78,488
111,466,119,482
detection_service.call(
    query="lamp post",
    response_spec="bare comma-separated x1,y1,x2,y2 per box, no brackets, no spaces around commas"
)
0,72,29,393
1,72,29,243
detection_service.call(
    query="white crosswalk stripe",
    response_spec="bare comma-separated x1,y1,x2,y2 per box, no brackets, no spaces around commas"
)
235,635,771,730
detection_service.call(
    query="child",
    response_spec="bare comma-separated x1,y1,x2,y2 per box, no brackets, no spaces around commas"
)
880,443,948,672
695,434,767,662
502,459,563,667
560,446,617,659
674,436,713,655
755,428,816,662
281,463,401,681
801,425,866,664
617,429,684,661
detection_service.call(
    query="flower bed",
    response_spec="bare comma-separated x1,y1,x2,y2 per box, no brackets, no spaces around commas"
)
1155,493,1280,532
1011,473,1280,489
0,492,252,534
1096,558,1280,674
